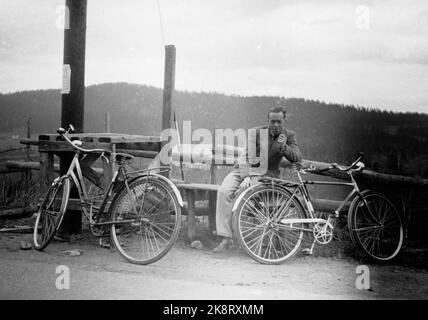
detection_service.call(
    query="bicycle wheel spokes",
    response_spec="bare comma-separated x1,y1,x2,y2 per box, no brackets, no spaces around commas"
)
33,178,69,250
350,193,403,261
110,176,181,265
236,186,305,264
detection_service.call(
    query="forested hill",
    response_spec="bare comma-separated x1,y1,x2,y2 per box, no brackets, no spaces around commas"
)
1,82,427,177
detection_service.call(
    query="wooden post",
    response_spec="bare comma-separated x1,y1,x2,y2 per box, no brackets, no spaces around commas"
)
209,129,217,232
39,152,55,192
160,45,176,177
102,143,115,191
25,118,31,200
59,0,87,237
26,118,31,161
103,112,113,190
187,190,196,242
104,112,111,133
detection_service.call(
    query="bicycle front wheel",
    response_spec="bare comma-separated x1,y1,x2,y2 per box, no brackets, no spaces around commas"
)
348,192,403,261
109,176,181,265
233,184,306,264
33,177,70,250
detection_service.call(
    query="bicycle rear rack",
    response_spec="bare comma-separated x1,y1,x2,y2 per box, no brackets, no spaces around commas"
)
127,166,171,177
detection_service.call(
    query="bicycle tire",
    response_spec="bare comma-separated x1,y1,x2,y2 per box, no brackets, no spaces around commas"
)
348,191,404,261
109,175,181,265
233,184,306,264
33,176,70,250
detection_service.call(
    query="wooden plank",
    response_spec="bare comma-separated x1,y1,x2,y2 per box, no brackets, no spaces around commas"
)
38,141,112,153
0,166,25,174
0,206,38,219
6,160,59,171
115,142,161,152
38,133,160,142
3,160,102,176
176,183,219,191
0,225,35,233
36,136,161,154
108,135,161,143
3,161,106,175
115,149,158,159
20,138,39,146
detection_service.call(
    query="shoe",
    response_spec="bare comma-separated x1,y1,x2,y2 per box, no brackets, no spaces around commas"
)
213,237,233,253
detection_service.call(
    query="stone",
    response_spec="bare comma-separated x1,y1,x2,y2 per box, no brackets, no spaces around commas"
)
20,241,32,250
190,240,203,250
63,249,83,256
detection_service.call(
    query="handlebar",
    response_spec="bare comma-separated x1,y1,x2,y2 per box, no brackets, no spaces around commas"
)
57,126,107,155
301,152,365,174
327,152,365,172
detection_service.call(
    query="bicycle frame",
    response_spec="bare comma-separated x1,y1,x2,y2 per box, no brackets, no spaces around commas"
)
296,170,362,220
274,169,364,232
65,152,120,223
64,153,183,227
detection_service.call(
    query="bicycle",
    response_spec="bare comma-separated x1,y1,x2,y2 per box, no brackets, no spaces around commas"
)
33,125,183,265
232,153,404,264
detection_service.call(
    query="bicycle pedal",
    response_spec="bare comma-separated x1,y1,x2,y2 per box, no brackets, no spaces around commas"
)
301,248,313,255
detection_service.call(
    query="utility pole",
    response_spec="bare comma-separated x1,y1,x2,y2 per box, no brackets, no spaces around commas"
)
58,0,87,237
61,0,87,133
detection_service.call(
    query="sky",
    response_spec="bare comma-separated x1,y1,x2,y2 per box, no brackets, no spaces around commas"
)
0,0,427,113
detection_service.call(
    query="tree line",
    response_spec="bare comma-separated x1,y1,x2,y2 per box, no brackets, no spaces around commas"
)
1,82,427,177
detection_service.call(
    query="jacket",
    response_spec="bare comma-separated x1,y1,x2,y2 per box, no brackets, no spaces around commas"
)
234,125,303,179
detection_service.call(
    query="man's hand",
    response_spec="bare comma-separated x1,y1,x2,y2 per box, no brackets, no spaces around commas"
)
277,133,287,145
238,176,253,194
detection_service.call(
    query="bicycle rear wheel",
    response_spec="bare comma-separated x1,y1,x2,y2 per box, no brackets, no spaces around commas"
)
33,177,70,250
233,184,306,264
109,175,181,265
348,192,403,261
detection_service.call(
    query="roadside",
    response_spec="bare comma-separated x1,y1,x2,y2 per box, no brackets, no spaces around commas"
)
0,218,427,300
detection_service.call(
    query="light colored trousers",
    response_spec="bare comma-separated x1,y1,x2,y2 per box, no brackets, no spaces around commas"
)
215,169,243,238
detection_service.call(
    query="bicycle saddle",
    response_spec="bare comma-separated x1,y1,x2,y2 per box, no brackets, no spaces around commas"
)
114,153,134,163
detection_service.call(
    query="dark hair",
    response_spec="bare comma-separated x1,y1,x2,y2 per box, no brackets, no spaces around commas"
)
268,106,286,118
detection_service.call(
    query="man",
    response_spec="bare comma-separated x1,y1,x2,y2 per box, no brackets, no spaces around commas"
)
213,106,303,252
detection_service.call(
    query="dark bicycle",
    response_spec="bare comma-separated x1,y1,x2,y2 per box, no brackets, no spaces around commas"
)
33,125,183,265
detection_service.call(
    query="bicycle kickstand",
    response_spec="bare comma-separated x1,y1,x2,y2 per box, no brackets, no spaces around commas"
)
302,239,317,256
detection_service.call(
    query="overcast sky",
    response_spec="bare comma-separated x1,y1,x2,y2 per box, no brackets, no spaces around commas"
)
0,0,427,113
